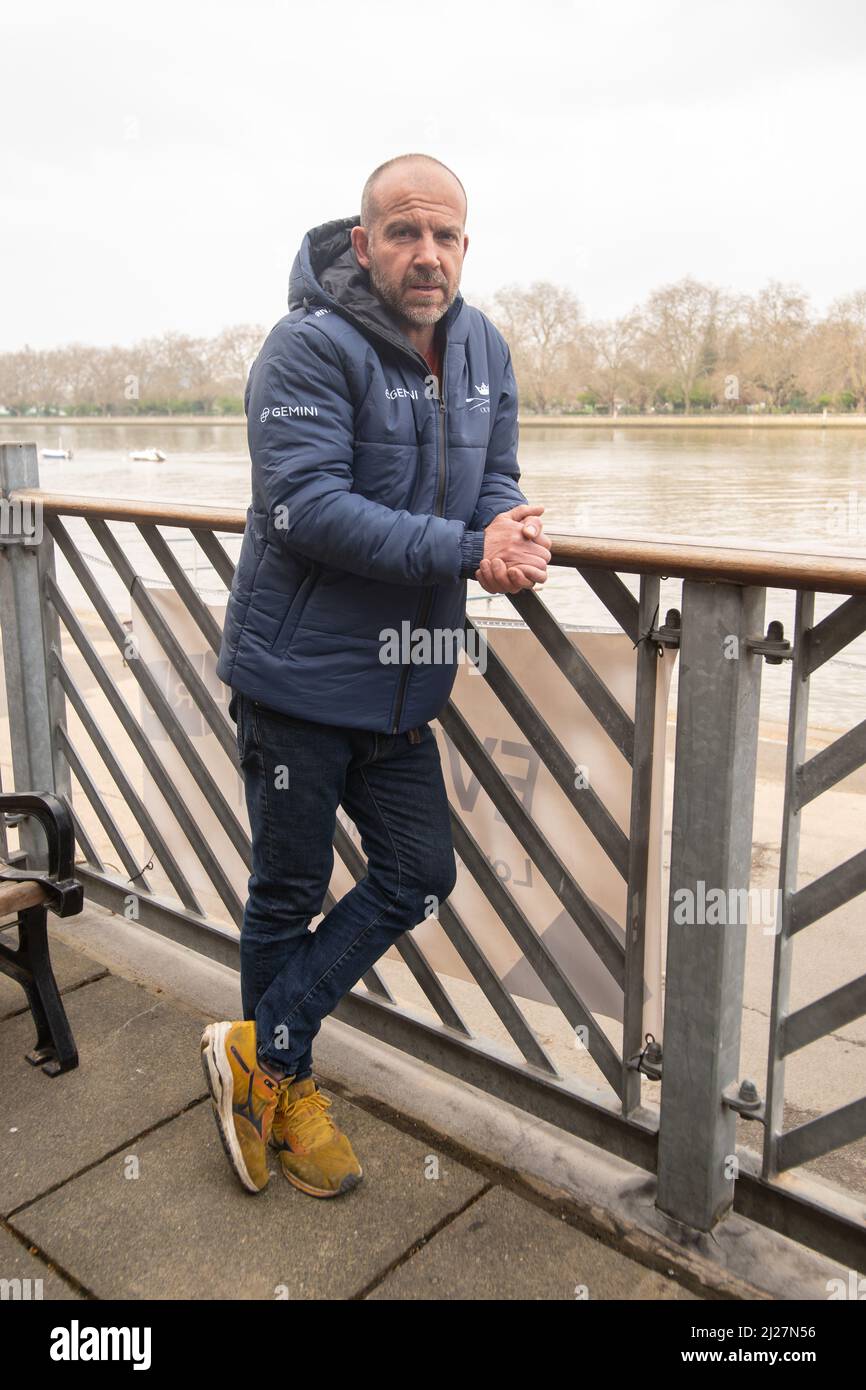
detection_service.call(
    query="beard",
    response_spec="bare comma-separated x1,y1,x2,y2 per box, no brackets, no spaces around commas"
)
367,256,458,327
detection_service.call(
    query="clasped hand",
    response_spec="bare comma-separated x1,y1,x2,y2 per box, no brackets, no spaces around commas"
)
474,504,551,595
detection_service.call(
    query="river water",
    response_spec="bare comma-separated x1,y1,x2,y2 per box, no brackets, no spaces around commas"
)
3,420,865,728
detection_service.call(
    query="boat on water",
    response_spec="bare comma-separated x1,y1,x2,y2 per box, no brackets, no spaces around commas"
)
129,448,167,462
41,434,73,461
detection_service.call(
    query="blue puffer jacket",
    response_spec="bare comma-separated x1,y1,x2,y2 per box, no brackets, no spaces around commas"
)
216,215,528,734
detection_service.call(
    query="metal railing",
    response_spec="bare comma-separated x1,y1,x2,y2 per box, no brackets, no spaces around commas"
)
1,440,865,1271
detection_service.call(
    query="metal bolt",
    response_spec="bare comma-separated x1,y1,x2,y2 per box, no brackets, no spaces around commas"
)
739,1078,758,1103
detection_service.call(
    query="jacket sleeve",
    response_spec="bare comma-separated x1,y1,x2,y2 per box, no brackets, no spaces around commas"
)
466,345,528,533
246,324,481,584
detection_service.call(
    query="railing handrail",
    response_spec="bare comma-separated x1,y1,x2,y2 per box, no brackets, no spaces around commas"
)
9,486,866,594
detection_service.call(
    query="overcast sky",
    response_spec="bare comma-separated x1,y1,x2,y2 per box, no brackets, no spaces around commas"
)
4,0,866,351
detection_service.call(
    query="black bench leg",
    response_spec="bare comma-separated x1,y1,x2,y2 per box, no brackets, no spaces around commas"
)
0,906,79,1075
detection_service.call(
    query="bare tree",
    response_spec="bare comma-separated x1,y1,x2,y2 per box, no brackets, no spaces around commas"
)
821,290,866,411
212,324,267,396
8,285,866,417
584,313,642,413
489,281,583,412
739,281,810,408
641,277,729,411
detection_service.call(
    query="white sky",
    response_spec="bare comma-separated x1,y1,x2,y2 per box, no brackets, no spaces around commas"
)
3,0,866,350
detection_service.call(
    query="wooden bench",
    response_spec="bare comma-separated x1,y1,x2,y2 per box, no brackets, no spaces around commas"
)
0,793,84,1075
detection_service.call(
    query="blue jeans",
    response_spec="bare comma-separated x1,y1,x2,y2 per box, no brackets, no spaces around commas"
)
228,690,457,1080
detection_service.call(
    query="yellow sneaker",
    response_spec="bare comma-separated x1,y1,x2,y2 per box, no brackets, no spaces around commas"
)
200,1020,293,1194
270,1077,363,1198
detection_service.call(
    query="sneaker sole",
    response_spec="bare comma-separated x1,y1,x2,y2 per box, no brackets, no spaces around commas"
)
270,1137,363,1198
200,1022,265,1195
277,1165,363,1199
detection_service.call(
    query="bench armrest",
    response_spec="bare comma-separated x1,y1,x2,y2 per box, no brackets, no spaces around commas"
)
0,793,83,917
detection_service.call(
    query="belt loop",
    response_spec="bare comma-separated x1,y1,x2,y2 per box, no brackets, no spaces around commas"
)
407,727,421,745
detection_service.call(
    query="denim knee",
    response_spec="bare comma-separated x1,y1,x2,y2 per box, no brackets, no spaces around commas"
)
429,847,458,904
404,847,458,918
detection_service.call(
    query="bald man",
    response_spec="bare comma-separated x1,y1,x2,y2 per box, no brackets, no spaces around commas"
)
204,154,551,1199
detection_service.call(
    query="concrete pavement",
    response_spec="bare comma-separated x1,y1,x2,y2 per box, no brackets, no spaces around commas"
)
1,905,858,1301
0,923,695,1301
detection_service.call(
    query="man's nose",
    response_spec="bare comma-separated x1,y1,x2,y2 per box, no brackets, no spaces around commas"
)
413,234,441,270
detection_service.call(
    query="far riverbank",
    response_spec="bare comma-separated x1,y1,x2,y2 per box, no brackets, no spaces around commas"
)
7,412,866,429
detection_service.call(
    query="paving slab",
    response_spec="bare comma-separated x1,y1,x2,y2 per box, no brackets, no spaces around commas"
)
368,1186,700,1300
0,973,208,1213
0,930,108,1020
0,1225,82,1299
14,1097,487,1300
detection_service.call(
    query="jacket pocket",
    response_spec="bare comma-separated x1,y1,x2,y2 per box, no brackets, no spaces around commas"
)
268,563,321,656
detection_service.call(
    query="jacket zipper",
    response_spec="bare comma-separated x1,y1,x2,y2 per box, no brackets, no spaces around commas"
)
304,280,453,739
391,345,448,735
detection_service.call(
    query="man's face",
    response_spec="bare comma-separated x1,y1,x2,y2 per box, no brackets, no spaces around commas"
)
351,169,468,329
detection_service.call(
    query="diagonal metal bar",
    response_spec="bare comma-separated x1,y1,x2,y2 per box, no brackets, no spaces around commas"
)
435,895,558,1074
46,575,244,924
506,589,634,764
789,847,866,934
356,967,394,1002
357,968,395,1002
449,808,624,1095
776,1096,866,1172
332,819,469,1033
192,529,236,589
577,566,640,645
464,616,629,878
439,700,626,989
804,594,866,675
137,524,224,657
796,718,866,808
780,974,866,1057
47,516,251,873
391,931,472,1035
62,791,105,871
52,649,205,914
88,518,236,763
55,725,152,891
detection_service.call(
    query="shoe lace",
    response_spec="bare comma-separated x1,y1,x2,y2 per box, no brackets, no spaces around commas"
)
284,1089,336,1149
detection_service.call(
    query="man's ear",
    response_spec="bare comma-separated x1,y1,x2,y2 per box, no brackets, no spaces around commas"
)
351,225,371,270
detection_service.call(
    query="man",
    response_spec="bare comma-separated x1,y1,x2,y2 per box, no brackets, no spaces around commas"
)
201,153,551,1199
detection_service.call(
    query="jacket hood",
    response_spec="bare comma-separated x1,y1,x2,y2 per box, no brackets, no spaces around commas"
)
288,215,465,370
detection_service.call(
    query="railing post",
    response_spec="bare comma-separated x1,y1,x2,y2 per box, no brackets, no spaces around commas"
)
656,578,766,1231
763,589,814,1179
0,442,70,866
622,573,661,1114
